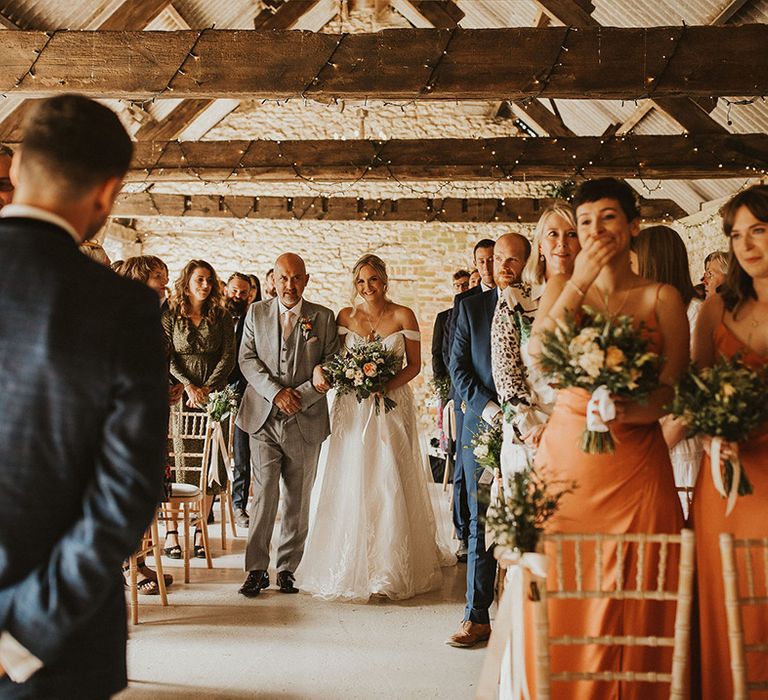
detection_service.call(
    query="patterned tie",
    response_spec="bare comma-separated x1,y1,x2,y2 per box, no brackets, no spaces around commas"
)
281,309,295,338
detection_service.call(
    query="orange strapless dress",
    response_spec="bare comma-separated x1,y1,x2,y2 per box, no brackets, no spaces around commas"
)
692,323,768,700
527,313,685,700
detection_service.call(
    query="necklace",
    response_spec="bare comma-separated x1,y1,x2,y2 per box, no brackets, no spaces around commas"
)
592,285,632,316
366,303,388,341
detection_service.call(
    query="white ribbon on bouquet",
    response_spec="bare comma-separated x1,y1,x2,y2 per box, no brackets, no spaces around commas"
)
710,437,741,516
586,385,616,432
476,550,549,700
208,421,233,487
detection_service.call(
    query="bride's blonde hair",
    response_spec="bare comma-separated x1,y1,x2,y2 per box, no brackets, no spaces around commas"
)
350,253,390,315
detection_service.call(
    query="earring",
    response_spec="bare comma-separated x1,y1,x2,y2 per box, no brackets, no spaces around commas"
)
539,254,545,262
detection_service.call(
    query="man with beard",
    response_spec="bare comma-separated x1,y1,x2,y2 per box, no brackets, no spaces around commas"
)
226,272,255,527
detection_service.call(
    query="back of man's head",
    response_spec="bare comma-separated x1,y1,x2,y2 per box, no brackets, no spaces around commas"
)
20,94,132,198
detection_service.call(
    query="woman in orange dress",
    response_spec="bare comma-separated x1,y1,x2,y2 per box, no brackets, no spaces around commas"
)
526,178,688,699
692,184,768,699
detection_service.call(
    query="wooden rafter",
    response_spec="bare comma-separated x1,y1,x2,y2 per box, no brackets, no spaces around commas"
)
1,27,765,100
98,0,171,30
108,134,768,183
253,0,322,30
134,99,215,141
710,0,751,25
112,192,687,222
407,1,465,28
507,100,575,137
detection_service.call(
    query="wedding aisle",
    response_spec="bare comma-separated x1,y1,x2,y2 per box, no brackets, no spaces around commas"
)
118,528,483,699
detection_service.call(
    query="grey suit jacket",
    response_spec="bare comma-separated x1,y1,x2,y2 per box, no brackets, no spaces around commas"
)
0,217,168,698
236,297,339,444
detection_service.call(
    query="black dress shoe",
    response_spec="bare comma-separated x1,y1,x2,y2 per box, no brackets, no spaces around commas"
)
277,570,299,594
239,570,270,598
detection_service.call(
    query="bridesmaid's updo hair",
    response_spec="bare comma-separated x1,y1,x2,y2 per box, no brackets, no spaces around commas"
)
522,202,576,286
719,184,768,313
350,253,390,313
572,177,640,223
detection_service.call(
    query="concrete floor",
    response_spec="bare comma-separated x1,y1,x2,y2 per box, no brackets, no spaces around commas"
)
118,523,485,699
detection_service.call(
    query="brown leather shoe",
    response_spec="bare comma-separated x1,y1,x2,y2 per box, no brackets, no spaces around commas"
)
446,620,492,647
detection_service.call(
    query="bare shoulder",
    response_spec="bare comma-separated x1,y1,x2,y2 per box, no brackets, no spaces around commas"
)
336,306,354,325
392,303,419,330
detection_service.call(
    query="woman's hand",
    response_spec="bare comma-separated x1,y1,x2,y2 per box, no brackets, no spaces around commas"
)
570,234,620,292
521,423,547,448
185,384,209,408
702,435,737,462
312,365,330,393
660,414,688,449
168,383,185,405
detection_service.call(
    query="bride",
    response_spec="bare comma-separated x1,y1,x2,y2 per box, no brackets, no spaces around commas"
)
297,254,452,601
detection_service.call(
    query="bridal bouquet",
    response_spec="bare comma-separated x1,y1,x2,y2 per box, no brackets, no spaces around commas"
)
206,384,240,423
538,306,660,453
670,356,768,514
323,340,400,414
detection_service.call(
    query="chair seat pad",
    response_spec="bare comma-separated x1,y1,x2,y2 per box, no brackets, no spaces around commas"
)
169,482,202,498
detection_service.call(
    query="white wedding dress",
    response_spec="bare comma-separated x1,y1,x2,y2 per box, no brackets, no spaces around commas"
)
297,327,453,601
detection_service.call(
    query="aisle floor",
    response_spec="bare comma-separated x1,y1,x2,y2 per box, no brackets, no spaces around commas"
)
117,525,485,699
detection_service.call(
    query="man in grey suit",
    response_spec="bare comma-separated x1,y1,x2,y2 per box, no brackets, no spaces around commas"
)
237,253,340,597
0,95,167,697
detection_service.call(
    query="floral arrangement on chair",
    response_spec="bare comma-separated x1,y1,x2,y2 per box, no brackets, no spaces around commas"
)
205,384,240,423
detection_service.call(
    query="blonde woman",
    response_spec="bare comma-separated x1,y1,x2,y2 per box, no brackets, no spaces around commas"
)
297,254,452,601
491,202,580,479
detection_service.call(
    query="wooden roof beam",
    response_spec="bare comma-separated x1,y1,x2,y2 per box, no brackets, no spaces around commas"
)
110,134,768,182
253,0,323,30
98,0,171,30
2,27,765,100
112,192,687,222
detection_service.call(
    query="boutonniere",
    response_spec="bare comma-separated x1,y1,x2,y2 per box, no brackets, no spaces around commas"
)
299,316,315,341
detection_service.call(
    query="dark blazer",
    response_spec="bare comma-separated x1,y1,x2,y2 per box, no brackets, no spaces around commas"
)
0,217,168,698
431,308,451,379
228,312,247,393
449,287,499,421
444,285,482,377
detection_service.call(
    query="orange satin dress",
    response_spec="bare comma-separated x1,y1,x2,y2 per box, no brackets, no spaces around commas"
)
692,323,768,700
528,311,685,700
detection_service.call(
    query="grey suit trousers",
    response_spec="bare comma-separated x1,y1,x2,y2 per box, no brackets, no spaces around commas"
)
244,412,322,573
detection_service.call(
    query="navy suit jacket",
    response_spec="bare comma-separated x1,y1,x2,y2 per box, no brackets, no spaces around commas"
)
444,285,482,378
449,287,499,427
431,308,451,379
0,217,168,698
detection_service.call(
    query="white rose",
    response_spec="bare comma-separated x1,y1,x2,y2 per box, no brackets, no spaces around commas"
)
345,368,356,379
578,348,605,378
474,444,489,459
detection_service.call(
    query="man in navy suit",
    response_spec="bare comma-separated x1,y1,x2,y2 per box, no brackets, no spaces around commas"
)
447,232,531,647
444,241,495,562
0,95,168,697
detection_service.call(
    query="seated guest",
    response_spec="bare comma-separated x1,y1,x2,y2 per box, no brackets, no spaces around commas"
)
117,255,183,593
468,268,481,289
162,260,236,559
80,239,110,265
264,267,277,298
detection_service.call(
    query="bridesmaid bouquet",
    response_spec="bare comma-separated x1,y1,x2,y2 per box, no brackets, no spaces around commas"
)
538,306,660,453
205,384,240,422
670,357,768,515
323,340,400,414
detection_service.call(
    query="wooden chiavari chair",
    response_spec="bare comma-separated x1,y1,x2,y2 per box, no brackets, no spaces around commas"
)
126,517,168,624
719,533,768,699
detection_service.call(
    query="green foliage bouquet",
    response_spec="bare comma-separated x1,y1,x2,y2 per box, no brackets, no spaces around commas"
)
670,356,768,514
485,464,577,554
538,306,660,453
471,420,504,473
323,339,401,414
430,374,452,403
206,384,240,423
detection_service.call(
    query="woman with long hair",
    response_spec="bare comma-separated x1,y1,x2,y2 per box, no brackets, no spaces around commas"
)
527,178,687,699
491,202,580,480
162,259,235,559
692,184,768,698
297,254,452,601
631,225,702,512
